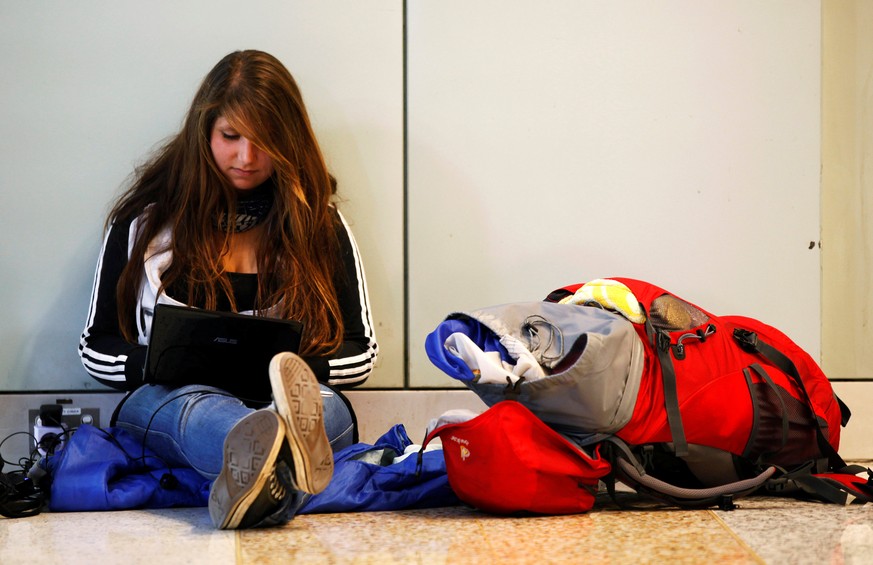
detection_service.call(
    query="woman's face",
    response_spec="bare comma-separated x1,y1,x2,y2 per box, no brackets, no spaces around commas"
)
210,116,275,190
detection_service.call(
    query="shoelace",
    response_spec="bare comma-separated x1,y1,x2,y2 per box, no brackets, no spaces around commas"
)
268,469,287,502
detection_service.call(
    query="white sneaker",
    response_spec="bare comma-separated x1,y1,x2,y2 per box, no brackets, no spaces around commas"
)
268,352,334,494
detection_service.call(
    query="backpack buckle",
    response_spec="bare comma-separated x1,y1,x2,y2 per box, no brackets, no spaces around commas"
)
657,332,672,353
718,494,737,511
733,328,759,353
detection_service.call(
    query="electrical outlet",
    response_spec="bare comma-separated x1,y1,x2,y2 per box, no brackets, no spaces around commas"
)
27,405,101,454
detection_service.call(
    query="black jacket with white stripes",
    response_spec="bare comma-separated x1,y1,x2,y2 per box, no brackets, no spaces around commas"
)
78,207,378,391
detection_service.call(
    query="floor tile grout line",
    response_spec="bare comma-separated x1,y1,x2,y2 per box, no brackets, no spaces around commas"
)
235,529,243,565
707,509,767,565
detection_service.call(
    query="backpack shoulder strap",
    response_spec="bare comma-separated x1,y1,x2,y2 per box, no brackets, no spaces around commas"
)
643,316,688,457
602,437,776,510
784,465,873,505
732,328,849,470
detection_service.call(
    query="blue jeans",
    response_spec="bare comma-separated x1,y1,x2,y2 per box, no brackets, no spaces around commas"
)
116,383,355,480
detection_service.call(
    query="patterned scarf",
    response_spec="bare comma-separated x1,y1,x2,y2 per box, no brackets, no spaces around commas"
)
215,180,275,233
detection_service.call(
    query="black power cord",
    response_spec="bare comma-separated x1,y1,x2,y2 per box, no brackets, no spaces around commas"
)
0,468,45,519
0,431,50,519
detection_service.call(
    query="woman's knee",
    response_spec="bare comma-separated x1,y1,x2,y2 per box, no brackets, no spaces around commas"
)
319,385,356,452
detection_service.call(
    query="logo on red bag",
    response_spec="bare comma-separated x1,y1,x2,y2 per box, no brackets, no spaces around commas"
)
449,435,471,461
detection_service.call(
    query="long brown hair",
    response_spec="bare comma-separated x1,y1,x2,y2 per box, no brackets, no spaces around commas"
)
109,50,343,356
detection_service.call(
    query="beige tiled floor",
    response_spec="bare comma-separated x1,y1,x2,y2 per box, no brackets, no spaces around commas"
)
3,492,871,564
2,386,870,564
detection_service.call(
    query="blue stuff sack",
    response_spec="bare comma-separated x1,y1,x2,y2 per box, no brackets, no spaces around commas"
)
299,424,459,513
44,424,210,511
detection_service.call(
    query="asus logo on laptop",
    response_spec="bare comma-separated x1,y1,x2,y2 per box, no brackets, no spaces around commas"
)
213,337,239,345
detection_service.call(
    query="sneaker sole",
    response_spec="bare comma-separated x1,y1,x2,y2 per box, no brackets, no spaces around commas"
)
268,352,334,494
209,410,284,529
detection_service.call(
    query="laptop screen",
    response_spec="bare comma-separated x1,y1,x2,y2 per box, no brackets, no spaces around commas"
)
144,304,303,403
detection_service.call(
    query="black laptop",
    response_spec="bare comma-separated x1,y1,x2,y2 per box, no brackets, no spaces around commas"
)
144,304,303,402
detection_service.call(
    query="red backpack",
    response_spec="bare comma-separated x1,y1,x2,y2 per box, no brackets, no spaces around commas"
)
424,278,871,511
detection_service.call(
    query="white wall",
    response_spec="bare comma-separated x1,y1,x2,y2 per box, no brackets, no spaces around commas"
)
0,1,832,391
407,1,822,386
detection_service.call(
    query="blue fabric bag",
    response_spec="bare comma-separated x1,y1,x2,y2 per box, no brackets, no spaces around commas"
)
299,424,459,514
44,423,455,514
44,424,210,511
